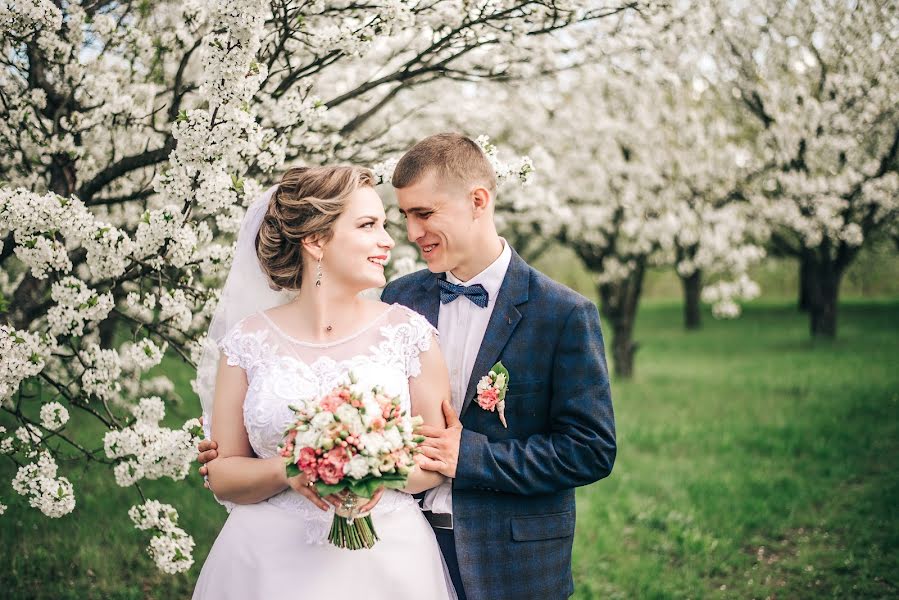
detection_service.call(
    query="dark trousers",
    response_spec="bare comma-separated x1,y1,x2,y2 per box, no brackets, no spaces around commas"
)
433,526,468,600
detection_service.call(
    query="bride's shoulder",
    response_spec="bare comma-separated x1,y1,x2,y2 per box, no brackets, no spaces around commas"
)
221,311,271,340
382,303,436,335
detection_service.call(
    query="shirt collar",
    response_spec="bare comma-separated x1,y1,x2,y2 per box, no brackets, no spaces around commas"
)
445,238,512,300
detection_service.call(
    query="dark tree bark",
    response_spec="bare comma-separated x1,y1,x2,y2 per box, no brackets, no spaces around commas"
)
596,260,646,379
807,253,845,338
679,269,702,330
798,251,814,312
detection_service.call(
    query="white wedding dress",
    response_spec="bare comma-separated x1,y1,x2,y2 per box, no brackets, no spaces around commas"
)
193,304,454,600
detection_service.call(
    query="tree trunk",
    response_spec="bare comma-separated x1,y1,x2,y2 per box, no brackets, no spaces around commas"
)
807,253,844,338
597,261,646,379
798,252,814,312
679,269,702,330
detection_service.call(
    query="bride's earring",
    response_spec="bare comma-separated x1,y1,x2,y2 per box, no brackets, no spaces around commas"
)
315,255,323,288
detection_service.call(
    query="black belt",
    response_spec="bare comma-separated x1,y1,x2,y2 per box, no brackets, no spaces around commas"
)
423,510,453,529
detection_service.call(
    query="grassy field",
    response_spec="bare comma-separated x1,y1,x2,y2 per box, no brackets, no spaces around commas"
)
2,300,897,599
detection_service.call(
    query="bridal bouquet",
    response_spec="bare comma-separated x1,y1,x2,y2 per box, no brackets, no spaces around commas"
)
279,375,423,550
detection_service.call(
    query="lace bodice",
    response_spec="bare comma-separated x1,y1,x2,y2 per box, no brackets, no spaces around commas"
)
216,303,436,543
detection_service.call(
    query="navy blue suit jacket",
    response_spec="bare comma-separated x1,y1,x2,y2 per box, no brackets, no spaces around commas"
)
382,248,616,600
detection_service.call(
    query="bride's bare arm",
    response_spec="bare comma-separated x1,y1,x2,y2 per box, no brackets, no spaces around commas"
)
403,333,450,494
204,356,328,509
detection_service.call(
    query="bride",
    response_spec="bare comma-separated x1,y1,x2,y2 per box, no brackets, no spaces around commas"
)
193,165,455,599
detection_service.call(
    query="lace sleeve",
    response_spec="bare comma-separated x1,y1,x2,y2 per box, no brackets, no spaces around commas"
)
402,310,438,379
217,325,248,370
216,317,273,373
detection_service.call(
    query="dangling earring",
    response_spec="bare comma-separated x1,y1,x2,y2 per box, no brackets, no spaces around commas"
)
315,255,323,288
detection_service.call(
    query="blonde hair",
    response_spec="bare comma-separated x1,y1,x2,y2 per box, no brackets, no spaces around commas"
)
392,132,496,193
256,165,375,291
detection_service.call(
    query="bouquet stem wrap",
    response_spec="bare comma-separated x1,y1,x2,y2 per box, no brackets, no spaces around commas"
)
328,492,379,550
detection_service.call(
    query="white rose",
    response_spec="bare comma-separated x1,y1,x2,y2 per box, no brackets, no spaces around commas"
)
344,454,369,479
359,432,387,455
311,411,334,430
334,403,358,423
383,428,403,451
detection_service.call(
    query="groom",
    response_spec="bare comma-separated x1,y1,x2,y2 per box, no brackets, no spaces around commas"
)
198,133,615,599
381,133,615,600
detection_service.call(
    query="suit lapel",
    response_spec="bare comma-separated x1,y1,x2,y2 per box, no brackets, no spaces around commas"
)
415,273,441,328
460,250,530,417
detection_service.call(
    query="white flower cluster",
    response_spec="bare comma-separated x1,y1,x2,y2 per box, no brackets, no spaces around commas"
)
475,135,535,186
132,206,182,261
128,500,196,574
123,291,157,323
79,344,122,402
39,401,70,430
155,0,268,217
120,339,168,373
46,277,114,337
103,397,203,487
0,189,138,282
83,223,134,280
701,275,761,319
0,0,62,38
11,451,75,518
0,326,53,402
159,289,194,332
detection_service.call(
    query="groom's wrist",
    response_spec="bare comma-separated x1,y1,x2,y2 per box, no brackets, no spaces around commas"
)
452,428,489,489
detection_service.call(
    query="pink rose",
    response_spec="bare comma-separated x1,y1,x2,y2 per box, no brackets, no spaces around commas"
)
317,447,349,485
370,417,386,431
297,447,319,479
320,393,345,413
476,387,500,411
317,461,342,485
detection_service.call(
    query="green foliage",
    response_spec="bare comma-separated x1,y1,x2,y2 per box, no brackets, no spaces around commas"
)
315,474,408,499
1,302,896,598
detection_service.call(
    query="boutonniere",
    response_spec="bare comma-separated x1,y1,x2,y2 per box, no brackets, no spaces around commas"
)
476,361,510,428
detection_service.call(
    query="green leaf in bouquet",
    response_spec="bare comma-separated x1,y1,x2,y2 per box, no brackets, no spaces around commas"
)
314,481,348,497
348,479,382,499
286,463,301,479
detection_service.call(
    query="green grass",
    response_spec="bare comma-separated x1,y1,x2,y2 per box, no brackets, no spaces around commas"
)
2,301,897,599
573,300,899,599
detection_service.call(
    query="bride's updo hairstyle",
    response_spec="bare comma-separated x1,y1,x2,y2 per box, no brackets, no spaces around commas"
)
256,165,375,291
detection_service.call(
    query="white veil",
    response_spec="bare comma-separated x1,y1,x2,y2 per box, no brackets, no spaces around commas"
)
196,184,293,439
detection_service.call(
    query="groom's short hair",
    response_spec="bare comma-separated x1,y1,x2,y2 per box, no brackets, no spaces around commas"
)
392,132,497,193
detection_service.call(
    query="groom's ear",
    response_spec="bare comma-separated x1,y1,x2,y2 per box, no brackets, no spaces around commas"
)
470,185,493,218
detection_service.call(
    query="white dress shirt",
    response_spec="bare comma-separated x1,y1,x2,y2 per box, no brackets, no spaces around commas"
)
422,239,512,518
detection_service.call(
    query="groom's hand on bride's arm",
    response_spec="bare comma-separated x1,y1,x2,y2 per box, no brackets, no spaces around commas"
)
196,417,219,488
416,399,462,478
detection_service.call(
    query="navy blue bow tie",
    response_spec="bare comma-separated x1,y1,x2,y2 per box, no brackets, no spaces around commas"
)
438,279,489,308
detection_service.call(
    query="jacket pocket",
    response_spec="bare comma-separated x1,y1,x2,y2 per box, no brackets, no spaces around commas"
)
510,511,576,542
509,378,545,395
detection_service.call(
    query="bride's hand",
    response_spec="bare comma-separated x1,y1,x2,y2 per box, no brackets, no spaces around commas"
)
287,473,334,511
356,487,385,516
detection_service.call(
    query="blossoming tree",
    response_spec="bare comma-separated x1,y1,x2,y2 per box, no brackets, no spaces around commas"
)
710,0,899,338
0,0,650,572
437,17,768,375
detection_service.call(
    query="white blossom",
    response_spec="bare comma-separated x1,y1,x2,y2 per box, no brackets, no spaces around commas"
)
11,452,75,518
39,402,70,430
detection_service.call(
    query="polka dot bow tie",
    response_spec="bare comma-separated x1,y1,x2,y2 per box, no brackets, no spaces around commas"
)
438,279,489,308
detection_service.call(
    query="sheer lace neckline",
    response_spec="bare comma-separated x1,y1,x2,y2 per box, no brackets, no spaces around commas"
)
258,303,399,348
